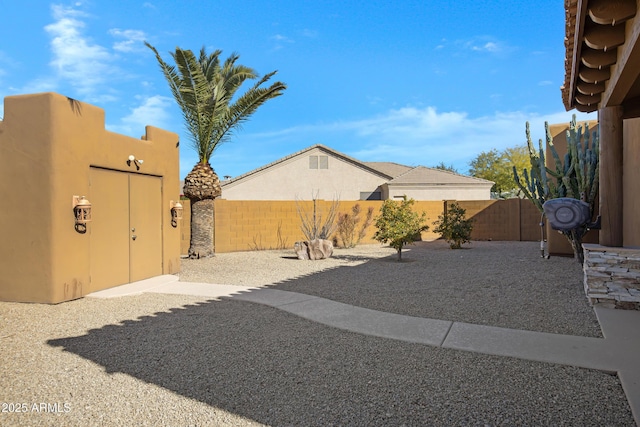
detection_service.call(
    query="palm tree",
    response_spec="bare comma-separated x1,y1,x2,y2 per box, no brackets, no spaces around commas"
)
146,42,286,258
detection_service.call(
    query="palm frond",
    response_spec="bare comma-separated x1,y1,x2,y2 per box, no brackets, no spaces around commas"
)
146,42,286,163
210,78,286,154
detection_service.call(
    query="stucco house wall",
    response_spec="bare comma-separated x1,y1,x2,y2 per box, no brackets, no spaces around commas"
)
221,146,387,201
221,145,493,201
0,92,181,303
385,184,492,201
623,117,640,246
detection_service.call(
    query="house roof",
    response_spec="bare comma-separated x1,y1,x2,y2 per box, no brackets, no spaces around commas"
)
220,144,393,186
213,143,493,191
387,166,494,186
562,0,639,113
364,162,413,178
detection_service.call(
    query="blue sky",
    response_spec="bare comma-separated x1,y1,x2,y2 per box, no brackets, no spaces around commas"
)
1,1,594,179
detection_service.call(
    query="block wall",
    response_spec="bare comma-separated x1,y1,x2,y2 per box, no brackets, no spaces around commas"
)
180,198,540,254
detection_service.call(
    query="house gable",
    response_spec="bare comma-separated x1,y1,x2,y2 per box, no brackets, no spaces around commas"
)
220,145,494,201
221,144,391,200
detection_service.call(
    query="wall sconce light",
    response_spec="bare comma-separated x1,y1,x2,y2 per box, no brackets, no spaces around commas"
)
170,200,183,227
127,154,144,170
73,195,92,233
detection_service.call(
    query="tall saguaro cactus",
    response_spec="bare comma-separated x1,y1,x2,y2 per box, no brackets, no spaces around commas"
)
513,115,599,263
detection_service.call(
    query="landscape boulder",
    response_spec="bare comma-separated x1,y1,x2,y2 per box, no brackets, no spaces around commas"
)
294,239,334,260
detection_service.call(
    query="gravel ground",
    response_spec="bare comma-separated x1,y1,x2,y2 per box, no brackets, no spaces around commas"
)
1,241,634,425
180,240,602,337
0,292,634,426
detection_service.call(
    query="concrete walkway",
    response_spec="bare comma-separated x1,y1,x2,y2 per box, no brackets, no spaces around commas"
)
89,275,640,425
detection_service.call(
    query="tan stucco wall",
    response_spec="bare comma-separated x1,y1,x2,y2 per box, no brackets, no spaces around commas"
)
385,184,493,201
221,147,386,201
623,117,640,246
0,93,181,303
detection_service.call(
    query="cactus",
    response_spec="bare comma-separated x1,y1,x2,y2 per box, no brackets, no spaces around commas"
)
513,115,599,263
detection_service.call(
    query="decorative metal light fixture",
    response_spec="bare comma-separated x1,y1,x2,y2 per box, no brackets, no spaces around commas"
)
127,154,144,170
170,200,183,227
72,195,92,233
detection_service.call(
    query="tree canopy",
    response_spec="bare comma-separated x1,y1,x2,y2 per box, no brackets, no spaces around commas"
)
373,197,429,261
468,145,529,197
432,162,459,174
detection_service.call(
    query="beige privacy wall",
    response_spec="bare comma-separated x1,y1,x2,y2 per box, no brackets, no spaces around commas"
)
623,118,640,247
0,93,181,303
180,198,542,254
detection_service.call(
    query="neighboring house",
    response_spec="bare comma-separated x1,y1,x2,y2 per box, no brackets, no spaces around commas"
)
216,144,493,201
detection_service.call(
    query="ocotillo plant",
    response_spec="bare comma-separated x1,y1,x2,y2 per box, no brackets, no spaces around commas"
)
513,115,599,263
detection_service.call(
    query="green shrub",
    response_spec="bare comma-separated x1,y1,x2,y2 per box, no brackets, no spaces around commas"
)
433,202,474,249
373,197,429,261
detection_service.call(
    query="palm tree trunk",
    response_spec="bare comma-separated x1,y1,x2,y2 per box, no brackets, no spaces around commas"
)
188,199,215,258
183,162,221,259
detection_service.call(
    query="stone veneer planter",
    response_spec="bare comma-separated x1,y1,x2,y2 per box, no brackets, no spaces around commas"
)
582,243,640,310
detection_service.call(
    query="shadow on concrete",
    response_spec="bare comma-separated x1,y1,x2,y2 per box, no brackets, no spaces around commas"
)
48,294,632,425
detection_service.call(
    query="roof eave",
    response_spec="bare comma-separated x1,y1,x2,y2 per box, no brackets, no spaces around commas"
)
571,0,589,112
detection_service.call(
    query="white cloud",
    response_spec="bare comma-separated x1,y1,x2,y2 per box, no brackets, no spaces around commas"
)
11,77,58,94
107,95,173,136
44,4,116,97
246,106,596,172
476,41,499,53
271,34,294,43
110,29,147,53
355,108,596,170
451,36,511,55
270,34,295,51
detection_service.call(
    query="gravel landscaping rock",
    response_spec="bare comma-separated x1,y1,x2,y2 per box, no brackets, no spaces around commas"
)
180,240,602,337
0,293,634,426
1,241,633,426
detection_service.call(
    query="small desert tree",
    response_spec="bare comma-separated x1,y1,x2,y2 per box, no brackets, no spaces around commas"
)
336,204,374,248
295,192,340,241
373,197,429,261
433,202,474,249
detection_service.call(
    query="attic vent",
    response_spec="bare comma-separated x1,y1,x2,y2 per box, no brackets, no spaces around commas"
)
309,155,328,169
319,155,328,169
